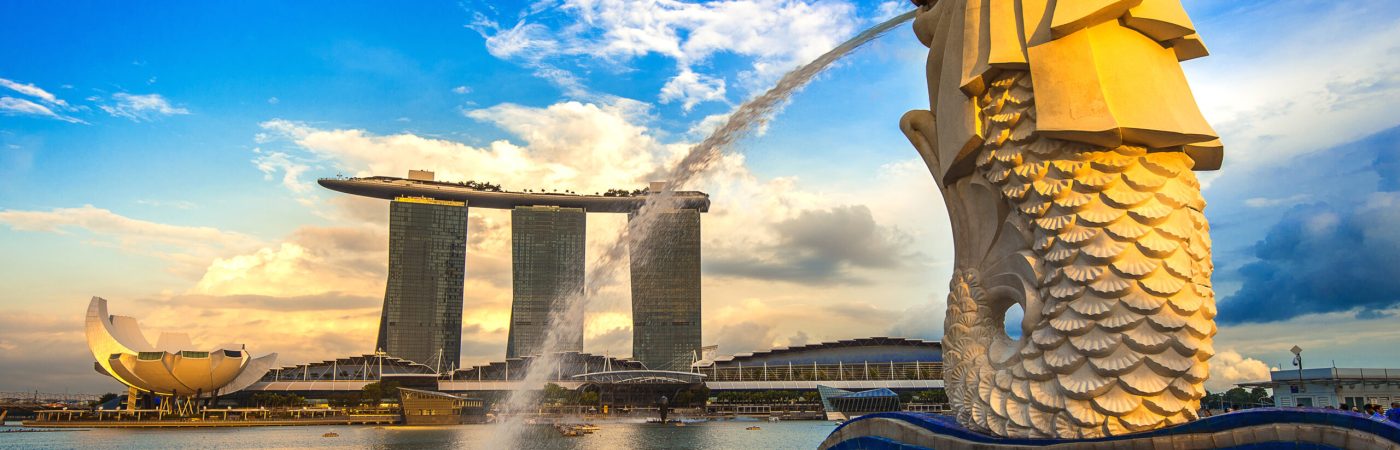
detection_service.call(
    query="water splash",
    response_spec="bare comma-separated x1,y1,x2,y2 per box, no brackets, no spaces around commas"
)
487,9,917,445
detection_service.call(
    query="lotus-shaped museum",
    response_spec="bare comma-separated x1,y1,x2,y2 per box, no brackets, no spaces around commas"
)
85,296,277,397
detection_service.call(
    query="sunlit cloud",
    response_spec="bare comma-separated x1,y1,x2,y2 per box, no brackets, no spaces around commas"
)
1206,350,1276,392
0,205,261,276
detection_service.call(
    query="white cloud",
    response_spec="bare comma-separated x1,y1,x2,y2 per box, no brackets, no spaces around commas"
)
0,97,86,123
1214,308,1400,373
471,17,592,98
241,96,953,359
659,68,727,111
136,199,197,210
1207,350,1276,392
0,78,69,107
0,205,252,246
886,295,945,340
1244,194,1311,208
1187,1,1400,173
452,85,472,94
469,0,863,105
99,93,189,121
0,78,84,123
251,148,314,195
267,96,280,105
874,0,905,19
0,205,261,276
259,100,672,194
193,235,384,299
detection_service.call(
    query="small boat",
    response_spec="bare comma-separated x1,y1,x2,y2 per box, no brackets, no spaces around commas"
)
746,426,762,431
768,417,780,422
322,432,339,438
673,422,686,427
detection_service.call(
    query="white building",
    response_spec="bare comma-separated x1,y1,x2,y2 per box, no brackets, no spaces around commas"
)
1239,368,1400,409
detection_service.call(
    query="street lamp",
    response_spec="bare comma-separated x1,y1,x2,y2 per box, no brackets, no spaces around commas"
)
1291,345,1305,393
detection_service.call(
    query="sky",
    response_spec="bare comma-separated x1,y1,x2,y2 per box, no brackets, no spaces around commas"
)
1,0,1398,394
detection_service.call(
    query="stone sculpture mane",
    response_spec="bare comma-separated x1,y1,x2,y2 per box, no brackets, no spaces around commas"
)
900,0,1221,439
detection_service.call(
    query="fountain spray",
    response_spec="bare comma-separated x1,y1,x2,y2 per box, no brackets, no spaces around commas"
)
487,9,917,446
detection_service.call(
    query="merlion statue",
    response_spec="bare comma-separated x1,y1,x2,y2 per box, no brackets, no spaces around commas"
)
900,0,1221,439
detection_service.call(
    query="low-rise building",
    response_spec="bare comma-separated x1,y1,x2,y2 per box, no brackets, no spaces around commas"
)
398,388,486,425
1238,368,1400,409
693,337,944,391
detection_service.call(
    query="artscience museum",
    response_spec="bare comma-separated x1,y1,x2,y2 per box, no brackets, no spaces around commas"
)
85,297,277,411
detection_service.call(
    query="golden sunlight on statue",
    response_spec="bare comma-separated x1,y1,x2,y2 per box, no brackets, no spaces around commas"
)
899,0,1222,439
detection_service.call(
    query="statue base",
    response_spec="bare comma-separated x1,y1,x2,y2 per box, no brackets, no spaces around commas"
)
820,409,1400,449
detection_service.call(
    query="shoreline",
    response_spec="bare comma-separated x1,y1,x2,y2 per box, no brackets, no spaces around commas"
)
16,413,838,429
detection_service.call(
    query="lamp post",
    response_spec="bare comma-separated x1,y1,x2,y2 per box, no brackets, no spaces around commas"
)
1291,345,1305,393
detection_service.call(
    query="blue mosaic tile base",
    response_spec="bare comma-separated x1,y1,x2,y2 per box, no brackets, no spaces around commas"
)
826,408,1400,449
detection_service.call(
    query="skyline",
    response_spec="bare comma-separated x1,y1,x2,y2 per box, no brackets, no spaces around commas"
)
3,0,1400,394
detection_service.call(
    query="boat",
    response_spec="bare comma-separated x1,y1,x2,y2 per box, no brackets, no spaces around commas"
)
322,432,339,438
746,426,762,431
555,423,600,436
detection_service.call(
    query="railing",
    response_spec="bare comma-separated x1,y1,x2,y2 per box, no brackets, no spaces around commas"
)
29,406,403,423
0,392,103,403
696,362,943,382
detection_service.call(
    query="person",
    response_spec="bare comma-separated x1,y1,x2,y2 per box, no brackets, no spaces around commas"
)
1388,402,1400,422
1367,404,1387,422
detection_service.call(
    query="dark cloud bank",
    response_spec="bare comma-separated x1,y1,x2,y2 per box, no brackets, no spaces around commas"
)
705,205,915,284
1218,125,1400,324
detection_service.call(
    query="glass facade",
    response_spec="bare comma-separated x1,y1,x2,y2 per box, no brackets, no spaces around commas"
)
629,207,702,371
377,197,467,371
507,206,586,358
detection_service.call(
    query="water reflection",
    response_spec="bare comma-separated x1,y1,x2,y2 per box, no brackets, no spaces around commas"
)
1,420,833,450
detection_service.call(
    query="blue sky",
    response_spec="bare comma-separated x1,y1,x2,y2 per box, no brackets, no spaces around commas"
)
2,0,1399,393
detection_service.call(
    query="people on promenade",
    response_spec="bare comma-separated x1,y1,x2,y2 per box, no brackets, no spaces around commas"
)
1388,402,1400,422
1365,404,1387,422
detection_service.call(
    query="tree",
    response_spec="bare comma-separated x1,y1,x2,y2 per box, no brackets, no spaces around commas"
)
542,383,571,405
360,380,401,406
692,386,711,405
328,393,359,408
911,390,948,404
92,392,119,407
1220,387,1270,410
1249,387,1271,406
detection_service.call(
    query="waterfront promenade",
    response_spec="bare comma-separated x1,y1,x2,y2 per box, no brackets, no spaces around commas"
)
2,420,836,449
23,407,399,428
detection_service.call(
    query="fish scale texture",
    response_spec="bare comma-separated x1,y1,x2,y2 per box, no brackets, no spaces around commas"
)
937,70,1217,439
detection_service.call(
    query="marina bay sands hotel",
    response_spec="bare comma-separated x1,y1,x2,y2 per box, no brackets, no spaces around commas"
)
318,171,709,372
